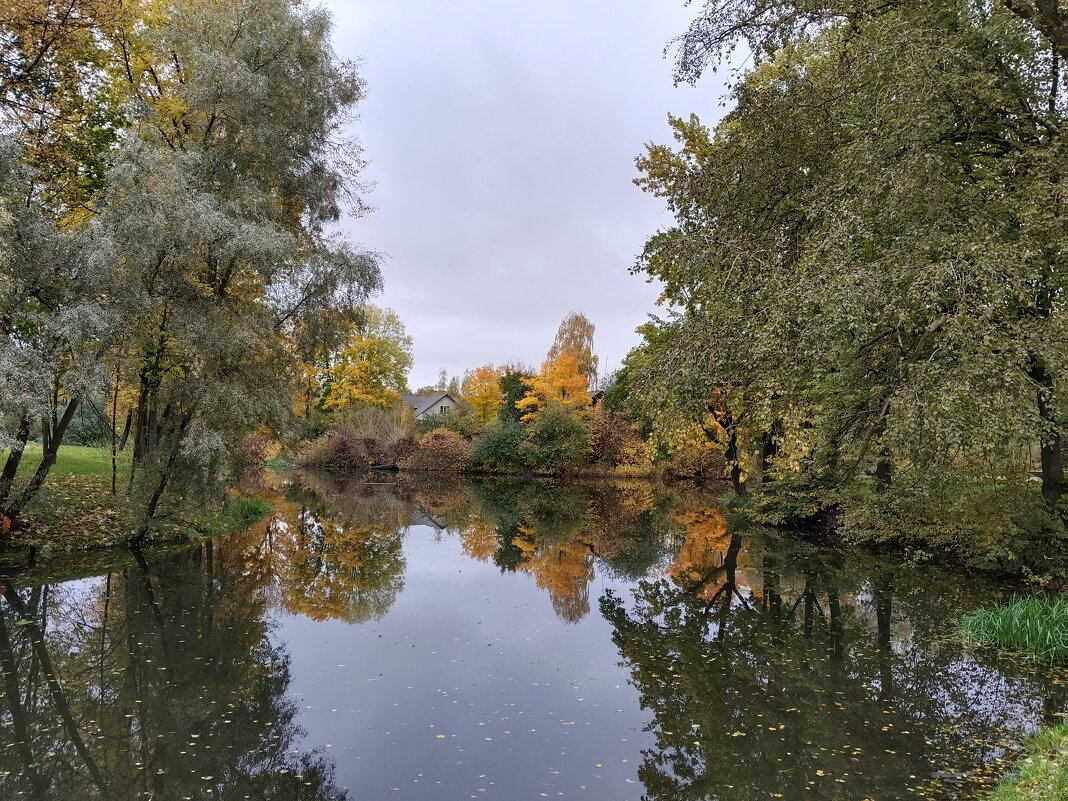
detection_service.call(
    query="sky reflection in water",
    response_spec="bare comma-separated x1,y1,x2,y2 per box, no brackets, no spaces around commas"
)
0,475,1064,801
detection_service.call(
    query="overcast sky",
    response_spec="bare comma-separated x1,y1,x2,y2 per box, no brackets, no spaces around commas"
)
323,0,728,389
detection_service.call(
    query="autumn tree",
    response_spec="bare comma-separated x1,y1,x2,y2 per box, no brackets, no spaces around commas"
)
0,0,384,534
462,365,503,423
629,0,1066,557
516,353,592,422
319,306,412,411
547,311,598,384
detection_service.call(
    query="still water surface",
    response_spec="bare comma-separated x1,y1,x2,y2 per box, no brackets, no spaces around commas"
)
0,476,1064,800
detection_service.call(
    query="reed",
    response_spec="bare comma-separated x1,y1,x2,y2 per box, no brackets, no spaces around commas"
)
959,595,1068,665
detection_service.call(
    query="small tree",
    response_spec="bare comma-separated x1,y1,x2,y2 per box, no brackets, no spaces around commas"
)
462,365,504,424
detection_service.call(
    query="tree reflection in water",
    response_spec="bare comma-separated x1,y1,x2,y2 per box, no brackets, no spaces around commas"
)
0,542,348,800
601,529,1067,800
1,475,1063,801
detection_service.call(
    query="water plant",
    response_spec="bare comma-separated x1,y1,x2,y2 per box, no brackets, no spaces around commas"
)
959,596,1068,665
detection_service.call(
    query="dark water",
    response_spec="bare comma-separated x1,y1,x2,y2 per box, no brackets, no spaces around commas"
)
0,475,1064,801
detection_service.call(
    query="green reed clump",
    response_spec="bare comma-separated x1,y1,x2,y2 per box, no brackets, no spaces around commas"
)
959,595,1068,665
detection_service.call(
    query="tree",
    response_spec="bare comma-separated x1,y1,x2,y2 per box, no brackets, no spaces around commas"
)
547,311,598,384
516,353,592,422
320,307,412,411
631,1,1066,549
0,0,384,535
462,365,503,423
497,364,533,424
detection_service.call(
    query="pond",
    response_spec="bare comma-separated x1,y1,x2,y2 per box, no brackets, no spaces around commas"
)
0,475,1064,800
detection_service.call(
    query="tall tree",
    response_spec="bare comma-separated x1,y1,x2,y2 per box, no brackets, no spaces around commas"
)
631,1,1066,545
547,312,599,384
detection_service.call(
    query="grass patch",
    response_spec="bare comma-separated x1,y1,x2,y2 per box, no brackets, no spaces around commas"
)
17,443,130,478
988,725,1068,801
266,453,294,473
219,496,272,532
959,595,1068,665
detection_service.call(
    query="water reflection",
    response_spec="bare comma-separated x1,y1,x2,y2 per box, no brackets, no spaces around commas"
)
0,475,1063,800
0,545,346,800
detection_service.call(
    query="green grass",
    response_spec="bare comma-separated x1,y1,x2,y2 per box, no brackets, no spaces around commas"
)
959,595,1068,665
17,443,130,478
219,496,272,532
988,725,1068,801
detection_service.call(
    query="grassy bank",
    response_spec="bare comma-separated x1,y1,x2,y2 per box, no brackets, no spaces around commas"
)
4,445,270,550
988,725,1068,801
959,596,1068,665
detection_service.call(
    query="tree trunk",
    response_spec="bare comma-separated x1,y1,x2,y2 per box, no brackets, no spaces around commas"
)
117,411,132,452
0,414,31,506
1030,356,1064,513
725,427,747,495
3,398,80,523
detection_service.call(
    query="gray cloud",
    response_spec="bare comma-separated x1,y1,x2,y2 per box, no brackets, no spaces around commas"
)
324,0,726,387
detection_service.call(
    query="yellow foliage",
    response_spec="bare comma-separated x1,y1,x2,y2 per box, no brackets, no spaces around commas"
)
516,353,591,422
462,365,503,423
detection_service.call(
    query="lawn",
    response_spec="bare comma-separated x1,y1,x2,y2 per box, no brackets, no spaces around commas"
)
16,443,130,479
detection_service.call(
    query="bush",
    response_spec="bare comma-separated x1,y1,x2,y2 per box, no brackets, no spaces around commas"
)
469,420,525,472
416,400,481,436
589,409,649,469
299,403,416,472
518,403,590,473
959,595,1068,665
400,428,470,472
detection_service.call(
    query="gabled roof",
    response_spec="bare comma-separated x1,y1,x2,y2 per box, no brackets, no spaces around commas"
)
401,392,457,417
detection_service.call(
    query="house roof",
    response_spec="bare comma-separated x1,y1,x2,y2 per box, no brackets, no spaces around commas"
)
401,392,456,417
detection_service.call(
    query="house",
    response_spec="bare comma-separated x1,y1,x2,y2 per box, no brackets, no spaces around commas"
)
402,392,459,420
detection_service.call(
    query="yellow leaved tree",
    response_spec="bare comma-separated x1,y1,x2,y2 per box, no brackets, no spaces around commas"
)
462,365,503,423
515,353,591,422
319,306,413,411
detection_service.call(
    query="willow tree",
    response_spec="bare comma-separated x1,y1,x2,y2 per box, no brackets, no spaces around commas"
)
0,0,382,534
633,1,1065,554
103,0,380,535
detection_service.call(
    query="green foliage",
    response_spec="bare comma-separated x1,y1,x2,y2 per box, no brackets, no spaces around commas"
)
627,0,1067,568
219,497,273,533
497,370,530,424
469,420,525,473
959,596,1068,665
599,366,631,414
518,403,591,473
988,725,1068,801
